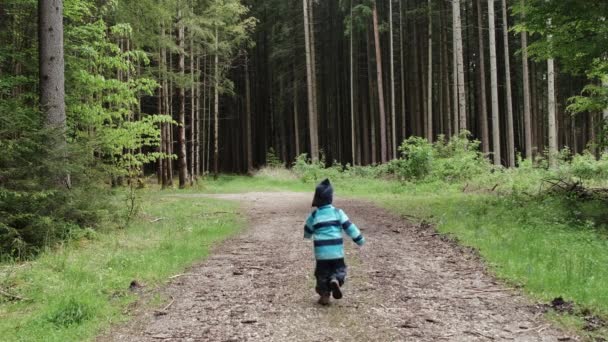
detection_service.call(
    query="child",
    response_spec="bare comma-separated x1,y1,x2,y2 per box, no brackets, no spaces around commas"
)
304,179,365,305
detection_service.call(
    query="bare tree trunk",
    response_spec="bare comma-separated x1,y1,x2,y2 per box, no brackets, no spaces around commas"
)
293,63,300,157
548,57,557,166
372,1,388,163
476,0,489,153
351,0,356,164
502,0,515,166
245,53,253,173
195,55,201,177
521,2,532,159
157,54,164,185
441,0,452,138
201,56,207,175
426,0,433,142
162,34,172,187
603,78,608,153
214,28,220,177
190,32,196,183
366,27,376,164
547,16,557,166
309,0,320,156
389,0,397,156
453,0,467,131
39,0,69,187
488,0,501,166
399,0,406,142
206,57,212,174
303,0,319,161
177,9,189,187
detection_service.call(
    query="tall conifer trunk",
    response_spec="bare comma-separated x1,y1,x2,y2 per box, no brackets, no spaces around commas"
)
426,0,433,142
389,0,397,156
502,0,515,167
488,0,501,166
177,9,189,187
521,0,532,159
39,0,69,187
476,0,489,153
302,0,319,161
372,1,387,163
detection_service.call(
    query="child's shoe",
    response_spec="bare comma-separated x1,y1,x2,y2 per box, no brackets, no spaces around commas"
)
329,279,342,299
318,294,330,305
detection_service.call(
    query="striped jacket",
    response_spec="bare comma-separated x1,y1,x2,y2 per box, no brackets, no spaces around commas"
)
304,204,365,260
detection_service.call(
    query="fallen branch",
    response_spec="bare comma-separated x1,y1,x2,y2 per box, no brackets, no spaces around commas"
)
169,273,192,279
0,288,27,301
464,330,495,340
153,296,175,316
162,296,175,311
149,217,165,223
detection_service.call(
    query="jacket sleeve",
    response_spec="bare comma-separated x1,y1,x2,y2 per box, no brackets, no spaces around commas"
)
338,210,365,246
304,214,314,239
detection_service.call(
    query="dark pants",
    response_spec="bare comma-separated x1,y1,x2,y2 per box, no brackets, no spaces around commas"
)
314,258,347,296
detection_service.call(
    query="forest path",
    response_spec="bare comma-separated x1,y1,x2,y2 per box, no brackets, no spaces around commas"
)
106,192,573,342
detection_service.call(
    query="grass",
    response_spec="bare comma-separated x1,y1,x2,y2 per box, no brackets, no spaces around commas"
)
0,191,242,341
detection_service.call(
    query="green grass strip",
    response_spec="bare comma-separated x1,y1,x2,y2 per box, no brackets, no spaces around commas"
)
0,192,242,341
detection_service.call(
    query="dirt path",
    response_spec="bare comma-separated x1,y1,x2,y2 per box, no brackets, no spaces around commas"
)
106,192,575,341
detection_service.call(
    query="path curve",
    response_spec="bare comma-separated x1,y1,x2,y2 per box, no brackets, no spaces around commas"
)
106,192,574,341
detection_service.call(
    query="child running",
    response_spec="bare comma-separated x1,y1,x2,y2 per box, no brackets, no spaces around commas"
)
304,179,365,305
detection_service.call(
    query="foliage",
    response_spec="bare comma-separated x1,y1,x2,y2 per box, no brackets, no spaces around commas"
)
265,147,284,168
513,0,608,138
0,0,255,256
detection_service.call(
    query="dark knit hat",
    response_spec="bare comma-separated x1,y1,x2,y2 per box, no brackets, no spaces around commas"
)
312,178,333,207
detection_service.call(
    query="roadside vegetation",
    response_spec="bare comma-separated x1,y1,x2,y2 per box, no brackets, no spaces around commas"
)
0,193,241,341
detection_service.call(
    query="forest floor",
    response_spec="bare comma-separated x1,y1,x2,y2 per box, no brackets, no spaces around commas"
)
104,192,576,341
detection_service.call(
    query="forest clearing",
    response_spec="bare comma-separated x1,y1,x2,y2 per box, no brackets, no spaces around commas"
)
2,0,608,341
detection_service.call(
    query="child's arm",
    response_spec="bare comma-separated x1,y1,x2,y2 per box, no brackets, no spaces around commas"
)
338,210,365,246
304,214,314,239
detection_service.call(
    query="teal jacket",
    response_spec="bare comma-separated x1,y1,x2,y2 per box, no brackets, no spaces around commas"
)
304,204,365,260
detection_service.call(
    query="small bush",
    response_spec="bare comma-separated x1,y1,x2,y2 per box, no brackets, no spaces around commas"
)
265,147,284,168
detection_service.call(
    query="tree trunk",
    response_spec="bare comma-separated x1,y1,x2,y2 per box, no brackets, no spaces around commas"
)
372,1,387,163
350,0,356,164
302,0,319,161
399,0,406,142
157,56,164,185
389,0,397,156
245,53,253,173
177,9,189,187
39,0,69,187
426,0,433,142
521,3,532,159
453,0,467,131
441,0,452,137
603,78,608,153
501,0,515,166
195,55,201,177
190,31,196,183
367,27,377,164
488,0,501,166
548,57,557,166
310,0,320,157
476,0,489,153
214,28,220,177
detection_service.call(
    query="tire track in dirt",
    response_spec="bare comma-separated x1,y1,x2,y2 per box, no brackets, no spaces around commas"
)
104,192,575,341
